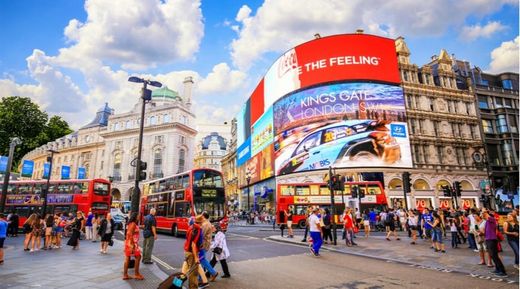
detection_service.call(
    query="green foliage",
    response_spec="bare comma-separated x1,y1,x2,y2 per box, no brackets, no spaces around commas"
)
0,96,74,170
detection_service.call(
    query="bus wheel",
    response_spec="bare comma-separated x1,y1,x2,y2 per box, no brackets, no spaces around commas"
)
172,224,179,237
298,220,306,229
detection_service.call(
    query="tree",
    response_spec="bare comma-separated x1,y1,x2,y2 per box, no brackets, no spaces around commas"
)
0,96,74,170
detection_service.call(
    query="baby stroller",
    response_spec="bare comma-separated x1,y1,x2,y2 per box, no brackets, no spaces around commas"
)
157,264,198,289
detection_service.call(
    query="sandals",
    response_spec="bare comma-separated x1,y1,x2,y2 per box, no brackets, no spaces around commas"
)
134,274,145,280
122,275,133,280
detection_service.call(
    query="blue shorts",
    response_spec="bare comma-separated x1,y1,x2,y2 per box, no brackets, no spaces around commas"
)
432,228,443,243
0,237,5,248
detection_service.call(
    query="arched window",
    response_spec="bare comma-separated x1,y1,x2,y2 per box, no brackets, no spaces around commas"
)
163,114,170,123
126,120,132,129
150,116,157,125
113,153,122,181
178,149,185,172
153,149,162,178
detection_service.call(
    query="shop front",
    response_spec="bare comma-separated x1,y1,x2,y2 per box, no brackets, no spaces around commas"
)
252,178,276,214
414,197,434,211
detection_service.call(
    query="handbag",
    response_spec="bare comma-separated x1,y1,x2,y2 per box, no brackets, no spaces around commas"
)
109,239,114,247
128,257,135,269
212,247,223,255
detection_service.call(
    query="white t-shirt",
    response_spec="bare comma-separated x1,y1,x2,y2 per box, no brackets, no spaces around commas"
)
309,214,321,232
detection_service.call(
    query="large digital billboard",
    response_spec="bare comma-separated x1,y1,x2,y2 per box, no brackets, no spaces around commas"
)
234,33,409,180
273,82,412,174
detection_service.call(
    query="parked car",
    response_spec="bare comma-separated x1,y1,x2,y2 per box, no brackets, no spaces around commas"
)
277,120,401,175
110,208,126,230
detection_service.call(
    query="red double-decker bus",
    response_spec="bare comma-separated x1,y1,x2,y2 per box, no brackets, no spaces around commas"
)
276,181,387,228
140,168,227,237
3,178,112,225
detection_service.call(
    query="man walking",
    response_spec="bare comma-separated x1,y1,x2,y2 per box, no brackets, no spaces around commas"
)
142,208,157,264
309,207,323,257
201,212,219,281
301,206,312,242
483,209,507,277
0,213,8,264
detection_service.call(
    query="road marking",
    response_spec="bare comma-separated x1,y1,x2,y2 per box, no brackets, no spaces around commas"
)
226,232,260,240
152,255,175,270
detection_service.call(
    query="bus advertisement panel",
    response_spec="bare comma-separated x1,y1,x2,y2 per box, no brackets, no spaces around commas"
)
273,82,412,175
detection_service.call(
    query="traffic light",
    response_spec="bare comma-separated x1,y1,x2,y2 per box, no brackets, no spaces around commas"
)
453,181,462,197
138,160,147,181
479,194,487,204
351,185,359,198
442,185,452,197
338,175,345,191
402,172,412,194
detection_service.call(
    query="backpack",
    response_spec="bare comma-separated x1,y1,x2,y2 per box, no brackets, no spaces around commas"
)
386,213,394,225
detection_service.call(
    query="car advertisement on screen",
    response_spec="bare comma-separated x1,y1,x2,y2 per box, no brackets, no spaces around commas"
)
273,82,412,175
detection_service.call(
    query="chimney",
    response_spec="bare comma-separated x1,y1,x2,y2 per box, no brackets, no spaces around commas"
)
183,76,194,105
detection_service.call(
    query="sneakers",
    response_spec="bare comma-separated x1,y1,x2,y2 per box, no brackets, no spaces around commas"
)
310,247,316,255
198,282,210,288
301,239,307,242
221,274,231,278
493,272,508,278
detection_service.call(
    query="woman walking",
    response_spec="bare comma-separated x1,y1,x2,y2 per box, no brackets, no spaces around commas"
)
22,214,36,251
99,214,115,254
363,210,370,238
67,211,85,250
285,207,294,238
427,212,445,253
44,214,54,250
30,214,42,252
123,212,143,280
503,213,519,268
210,225,231,278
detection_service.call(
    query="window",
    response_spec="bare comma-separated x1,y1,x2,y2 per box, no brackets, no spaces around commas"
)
497,115,508,133
402,71,409,82
478,96,489,109
509,115,518,133
502,79,513,90
413,145,423,164
163,114,170,123
504,98,512,108
113,153,122,180
465,102,471,115
437,146,443,164
482,120,494,134
456,148,466,166
150,116,157,125
501,141,515,166
155,135,164,144
126,120,132,129
178,149,185,172
179,135,186,145
114,122,120,131
180,115,188,124
433,121,439,136
406,94,414,109
495,98,503,108
429,97,435,111
153,149,162,177
481,79,489,86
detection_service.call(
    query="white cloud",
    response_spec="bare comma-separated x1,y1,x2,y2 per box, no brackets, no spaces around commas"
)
60,0,204,70
488,36,519,73
460,21,507,41
230,0,517,70
197,63,247,94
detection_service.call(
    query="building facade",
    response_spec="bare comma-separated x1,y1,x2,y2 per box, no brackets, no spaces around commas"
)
221,118,239,209
193,132,228,170
20,77,198,201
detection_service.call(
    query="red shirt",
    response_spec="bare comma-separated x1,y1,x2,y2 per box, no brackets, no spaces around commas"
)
344,214,353,229
184,224,201,252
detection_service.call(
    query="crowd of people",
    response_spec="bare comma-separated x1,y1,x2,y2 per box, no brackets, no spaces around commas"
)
279,204,519,278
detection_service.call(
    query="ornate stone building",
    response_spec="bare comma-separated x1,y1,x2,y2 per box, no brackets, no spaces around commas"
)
193,132,228,170
221,118,239,206
385,37,488,209
20,77,198,201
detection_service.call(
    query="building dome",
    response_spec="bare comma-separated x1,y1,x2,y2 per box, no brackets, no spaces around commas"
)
151,86,182,102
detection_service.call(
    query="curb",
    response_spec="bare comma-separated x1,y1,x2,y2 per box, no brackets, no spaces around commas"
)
265,236,519,284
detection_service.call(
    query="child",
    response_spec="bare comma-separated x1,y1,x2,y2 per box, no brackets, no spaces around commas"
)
210,225,231,278
450,219,459,248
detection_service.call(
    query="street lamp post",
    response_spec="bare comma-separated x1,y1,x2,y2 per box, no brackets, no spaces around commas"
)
42,149,58,217
0,137,21,213
128,76,162,214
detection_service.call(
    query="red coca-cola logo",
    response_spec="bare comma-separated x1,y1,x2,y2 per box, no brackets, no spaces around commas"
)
278,49,298,78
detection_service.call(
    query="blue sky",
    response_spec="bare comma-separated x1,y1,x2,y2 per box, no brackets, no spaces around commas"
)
0,0,518,129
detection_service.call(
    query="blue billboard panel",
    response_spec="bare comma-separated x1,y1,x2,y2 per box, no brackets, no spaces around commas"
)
43,163,50,178
21,160,34,178
0,156,8,173
236,137,251,167
77,167,86,179
273,82,412,175
61,165,71,179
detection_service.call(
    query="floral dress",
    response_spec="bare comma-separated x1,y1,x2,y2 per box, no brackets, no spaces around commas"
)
124,222,141,257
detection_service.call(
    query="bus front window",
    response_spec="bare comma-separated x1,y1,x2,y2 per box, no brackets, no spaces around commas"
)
93,182,109,196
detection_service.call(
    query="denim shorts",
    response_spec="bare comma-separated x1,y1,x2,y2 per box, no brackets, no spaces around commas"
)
432,228,443,243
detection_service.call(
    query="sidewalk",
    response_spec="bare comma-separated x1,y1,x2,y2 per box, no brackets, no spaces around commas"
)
0,235,166,289
267,232,519,283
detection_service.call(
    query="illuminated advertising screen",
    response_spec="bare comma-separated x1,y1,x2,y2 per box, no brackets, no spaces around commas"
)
235,33,409,179
245,143,275,184
273,82,412,175
251,107,274,156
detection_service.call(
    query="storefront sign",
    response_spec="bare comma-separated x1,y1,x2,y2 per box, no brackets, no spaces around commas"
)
202,189,217,198
438,198,453,209
415,198,433,210
61,165,70,180
21,160,34,178
461,198,475,210
0,156,8,173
